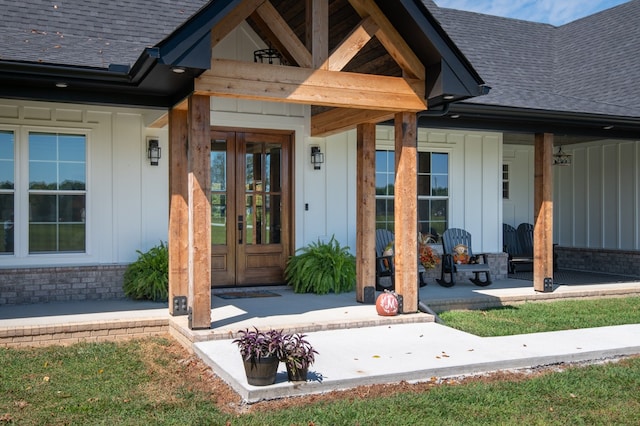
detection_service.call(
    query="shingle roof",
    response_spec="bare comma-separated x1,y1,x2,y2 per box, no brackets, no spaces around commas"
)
0,0,208,68
423,0,640,118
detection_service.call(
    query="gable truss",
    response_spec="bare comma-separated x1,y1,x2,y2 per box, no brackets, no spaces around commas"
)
193,0,427,136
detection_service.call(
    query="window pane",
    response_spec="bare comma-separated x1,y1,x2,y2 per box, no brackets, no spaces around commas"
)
29,194,57,222
0,160,13,189
210,140,227,192
58,135,86,161
0,131,14,190
266,194,282,244
265,144,281,192
0,131,13,159
211,194,227,245
29,162,57,190
432,174,448,196
59,195,86,222
59,162,86,190
418,152,431,173
58,224,85,251
29,224,57,252
1,194,14,253
245,195,254,245
29,133,57,161
417,175,430,196
432,153,448,174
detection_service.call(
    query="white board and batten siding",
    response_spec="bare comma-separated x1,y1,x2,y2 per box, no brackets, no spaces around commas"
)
555,140,640,250
0,99,168,267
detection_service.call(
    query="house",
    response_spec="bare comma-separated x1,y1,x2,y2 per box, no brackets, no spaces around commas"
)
1,0,639,328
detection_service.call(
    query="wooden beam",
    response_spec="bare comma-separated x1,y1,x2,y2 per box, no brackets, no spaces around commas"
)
348,0,425,79
148,99,188,129
328,16,378,72
187,94,212,329
311,0,328,69
211,0,266,49
252,1,312,68
196,59,427,111
311,108,393,137
168,107,189,315
394,112,418,313
356,122,377,303
533,133,554,292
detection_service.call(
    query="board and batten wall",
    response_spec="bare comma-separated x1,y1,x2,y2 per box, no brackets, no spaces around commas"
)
555,140,640,250
504,140,640,250
0,99,168,268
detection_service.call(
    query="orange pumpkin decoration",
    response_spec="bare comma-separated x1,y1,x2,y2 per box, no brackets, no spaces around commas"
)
376,291,399,316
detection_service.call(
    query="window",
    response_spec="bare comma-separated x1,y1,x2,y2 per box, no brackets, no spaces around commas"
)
28,132,86,253
375,150,449,241
502,163,510,199
0,131,14,254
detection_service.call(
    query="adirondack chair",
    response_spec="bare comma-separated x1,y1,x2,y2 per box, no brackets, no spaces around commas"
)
503,223,533,273
437,228,491,287
375,229,426,291
517,223,534,257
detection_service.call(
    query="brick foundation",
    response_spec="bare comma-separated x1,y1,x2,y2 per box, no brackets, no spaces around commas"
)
556,247,640,276
0,264,128,305
0,318,169,348
421,252,508,283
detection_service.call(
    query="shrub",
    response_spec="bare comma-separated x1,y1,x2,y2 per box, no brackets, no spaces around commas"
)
123,241,168,302
284,236,356,294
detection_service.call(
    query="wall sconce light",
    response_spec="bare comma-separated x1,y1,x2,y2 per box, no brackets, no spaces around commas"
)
553,146,571,166
310,146,324,170
147,138,161,166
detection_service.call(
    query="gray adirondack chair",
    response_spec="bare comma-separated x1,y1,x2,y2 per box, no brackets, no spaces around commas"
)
437,228,491,287
503,223,533,273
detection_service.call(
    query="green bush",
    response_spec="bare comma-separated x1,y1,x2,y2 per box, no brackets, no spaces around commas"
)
284,236,356,294
123,242,168,302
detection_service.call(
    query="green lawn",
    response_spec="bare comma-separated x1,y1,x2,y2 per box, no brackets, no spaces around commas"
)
439,296,640,337
1,297,640,425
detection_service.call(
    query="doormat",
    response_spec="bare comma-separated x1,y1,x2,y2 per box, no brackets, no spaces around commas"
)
215,290,281,300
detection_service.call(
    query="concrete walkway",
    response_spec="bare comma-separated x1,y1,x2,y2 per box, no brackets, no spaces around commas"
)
2,274,640,403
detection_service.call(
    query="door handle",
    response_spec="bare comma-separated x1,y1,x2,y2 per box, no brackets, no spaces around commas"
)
238,215,243,244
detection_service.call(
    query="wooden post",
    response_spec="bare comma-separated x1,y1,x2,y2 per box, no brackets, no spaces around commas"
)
168,108,189,315
188,95,212,329
533,133,554,292
311,0,329,70
356,122,376,303
394,112,418,313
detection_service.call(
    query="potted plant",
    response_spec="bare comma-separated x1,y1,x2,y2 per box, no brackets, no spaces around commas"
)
282,332,318,382
233,327,285,386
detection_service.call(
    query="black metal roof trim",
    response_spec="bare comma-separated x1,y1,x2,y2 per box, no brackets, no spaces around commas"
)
418,103,640,139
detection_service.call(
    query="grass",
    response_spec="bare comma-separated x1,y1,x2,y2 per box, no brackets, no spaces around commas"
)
439,296,640,337
1,297,639,424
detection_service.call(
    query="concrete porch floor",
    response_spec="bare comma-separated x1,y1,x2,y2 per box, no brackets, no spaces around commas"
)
2,271,640,403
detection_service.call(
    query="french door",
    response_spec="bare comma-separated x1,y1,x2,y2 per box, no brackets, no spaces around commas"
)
210,129,292,286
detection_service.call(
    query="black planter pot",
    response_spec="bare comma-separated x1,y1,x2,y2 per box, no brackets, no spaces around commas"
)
242,356,279,386
285,363,308,382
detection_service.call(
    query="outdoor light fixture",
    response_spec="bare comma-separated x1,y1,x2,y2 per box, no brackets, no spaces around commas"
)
553,146,572,166
310,146,324,170
147,137,161,166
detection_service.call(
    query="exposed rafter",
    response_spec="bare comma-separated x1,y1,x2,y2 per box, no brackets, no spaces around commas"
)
328,16,378,71
211,0,266,49
348,0,425,79
311,108,393,136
